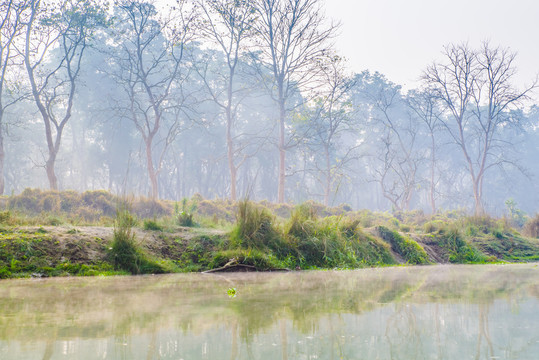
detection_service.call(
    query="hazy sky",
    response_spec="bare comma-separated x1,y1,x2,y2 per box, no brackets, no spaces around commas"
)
324,0,539,89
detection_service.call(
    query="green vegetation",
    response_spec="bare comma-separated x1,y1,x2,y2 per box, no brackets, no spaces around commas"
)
110,203,169,275
438,227,489,263
0,227,125,278
143,219,163,231
0,190,538,278
376,226,430,264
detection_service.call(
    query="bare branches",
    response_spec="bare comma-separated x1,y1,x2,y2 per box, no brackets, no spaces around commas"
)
107,0,196,199
21,0,107,190
252,0,339,202
423,42,535,214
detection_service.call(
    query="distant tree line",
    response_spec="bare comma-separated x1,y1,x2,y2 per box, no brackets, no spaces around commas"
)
0,0,537,215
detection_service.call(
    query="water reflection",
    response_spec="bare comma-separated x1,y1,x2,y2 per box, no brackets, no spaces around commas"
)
0,264,538,359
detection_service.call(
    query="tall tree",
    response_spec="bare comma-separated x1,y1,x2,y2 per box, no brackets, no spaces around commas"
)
407,89,443,213
253,0,338,203
107,0,196,199
302,54,357,206
0,0,30,194
353,71,422,211
195,0,256,201
22,0,106,190
424,42,535,214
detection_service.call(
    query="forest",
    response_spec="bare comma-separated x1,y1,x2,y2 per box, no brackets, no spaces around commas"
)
1,0,538,217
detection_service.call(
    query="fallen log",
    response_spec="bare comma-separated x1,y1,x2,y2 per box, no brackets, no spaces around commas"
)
203,264,257,273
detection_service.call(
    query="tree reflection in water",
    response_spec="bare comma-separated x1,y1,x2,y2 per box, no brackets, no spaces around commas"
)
0,264,537,359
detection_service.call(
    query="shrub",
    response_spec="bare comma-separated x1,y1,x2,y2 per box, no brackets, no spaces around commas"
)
178,212,194,227
39,193,61,212
143,219,163,231
524,214,539,238
132,197,171,218
505,198,527,227
176,198,196,227
423,222,436,233
0,210,11,224
463,215,496,235
82,190,116,216
60,190,81,212
400,224,411,232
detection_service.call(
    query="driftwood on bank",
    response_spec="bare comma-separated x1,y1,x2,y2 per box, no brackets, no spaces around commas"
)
202,257,292,273
203,263,258,273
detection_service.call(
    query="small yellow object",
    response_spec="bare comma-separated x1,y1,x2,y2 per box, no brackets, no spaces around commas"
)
227,287,237,297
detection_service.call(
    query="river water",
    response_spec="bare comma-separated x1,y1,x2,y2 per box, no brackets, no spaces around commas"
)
0,264,538,359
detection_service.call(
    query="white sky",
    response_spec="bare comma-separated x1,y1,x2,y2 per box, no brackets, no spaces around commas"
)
324,0,539,89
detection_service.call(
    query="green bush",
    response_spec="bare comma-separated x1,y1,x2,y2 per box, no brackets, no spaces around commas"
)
178,212,194,227
143,219,163,231
176,198,196,227
0,210,11,224
505,198,527,227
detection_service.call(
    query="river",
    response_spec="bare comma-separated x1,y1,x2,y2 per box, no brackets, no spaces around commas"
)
0,264,538,359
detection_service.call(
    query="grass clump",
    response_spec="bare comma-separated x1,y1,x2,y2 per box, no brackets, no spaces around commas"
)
110,203,166,275
285,206,395,268
230,200,284,253
439,227,488,263
376,226,429,264
143,219,163,231
176,198,196,227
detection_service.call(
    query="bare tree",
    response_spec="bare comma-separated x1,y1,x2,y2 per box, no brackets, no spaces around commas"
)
0,0,30,194
303,54,358,206
355,72,422,211
22,0,106,190
407,89,443,213
195,0,256,201
253,0,338,203
424,42,535,215
108,0,196,199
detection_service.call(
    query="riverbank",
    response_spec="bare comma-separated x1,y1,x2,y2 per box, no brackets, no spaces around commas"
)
0,190,538,278
1,221,538,278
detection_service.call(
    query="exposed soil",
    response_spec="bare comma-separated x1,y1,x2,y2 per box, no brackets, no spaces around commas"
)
6,225,227,266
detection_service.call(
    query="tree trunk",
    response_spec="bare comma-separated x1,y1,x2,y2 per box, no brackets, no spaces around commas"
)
145,139,158,199
277,98,286,203
45,157,58,190
429,132,436,214
473,178,484,216
324,145,330,206
0,113,4,195
226,106,237,201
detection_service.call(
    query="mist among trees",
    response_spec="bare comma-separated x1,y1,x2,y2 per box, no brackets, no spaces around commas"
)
1,0,538,215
